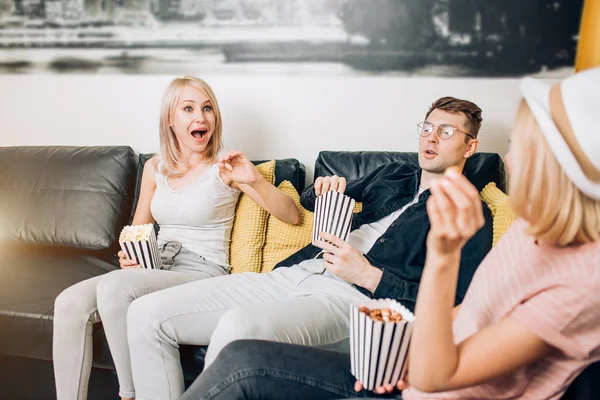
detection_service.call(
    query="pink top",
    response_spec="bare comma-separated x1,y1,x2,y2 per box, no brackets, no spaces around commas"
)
404,219,600,400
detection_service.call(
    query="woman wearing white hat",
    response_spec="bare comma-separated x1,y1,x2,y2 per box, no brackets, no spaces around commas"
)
177,67,600,400
399,65,600,400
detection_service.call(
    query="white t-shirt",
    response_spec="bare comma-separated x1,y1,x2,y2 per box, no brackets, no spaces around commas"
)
347,187,424,254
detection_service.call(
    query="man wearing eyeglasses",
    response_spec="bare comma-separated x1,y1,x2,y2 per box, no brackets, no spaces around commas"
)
416,97,479,180
126,97,494,400
278,96,490,309
270,97,492,304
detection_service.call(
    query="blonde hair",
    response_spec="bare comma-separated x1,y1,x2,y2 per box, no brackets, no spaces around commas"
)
159,76,223,177
509,100,600,246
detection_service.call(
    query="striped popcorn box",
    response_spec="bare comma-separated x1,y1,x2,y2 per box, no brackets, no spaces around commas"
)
350,299,415,391
312,190,355,244
119,224,162,270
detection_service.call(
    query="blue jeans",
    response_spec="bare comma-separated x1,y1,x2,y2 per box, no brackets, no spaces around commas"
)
180,340,402,400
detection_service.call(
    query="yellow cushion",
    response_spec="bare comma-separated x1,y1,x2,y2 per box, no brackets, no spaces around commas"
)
262,181,314,273
480,182,517,246
229,160,276,274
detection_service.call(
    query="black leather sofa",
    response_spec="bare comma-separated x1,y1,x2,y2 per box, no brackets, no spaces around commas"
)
0,146,305,400
0,146,597,400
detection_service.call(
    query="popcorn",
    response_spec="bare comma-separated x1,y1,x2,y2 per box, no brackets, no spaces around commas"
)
119,224,152,242
350,299,414,391
119,224,162,269
359,306,404,323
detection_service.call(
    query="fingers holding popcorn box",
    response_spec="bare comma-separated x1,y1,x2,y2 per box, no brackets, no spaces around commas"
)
117,250,141,269
118,224,162,270
350,299,414,392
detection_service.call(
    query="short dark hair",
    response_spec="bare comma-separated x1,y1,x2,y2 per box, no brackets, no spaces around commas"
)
425,96,483,140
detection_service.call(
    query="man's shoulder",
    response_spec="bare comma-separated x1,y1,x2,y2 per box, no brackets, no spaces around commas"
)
357,161,419,191
372,160,419,177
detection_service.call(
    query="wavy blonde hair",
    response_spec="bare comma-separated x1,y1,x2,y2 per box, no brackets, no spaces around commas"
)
159,76,223,177
509,100,600,246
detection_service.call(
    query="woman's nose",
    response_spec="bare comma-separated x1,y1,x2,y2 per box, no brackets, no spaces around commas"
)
195,110,206,123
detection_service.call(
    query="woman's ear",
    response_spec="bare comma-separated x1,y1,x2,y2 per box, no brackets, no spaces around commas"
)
168,113,174,132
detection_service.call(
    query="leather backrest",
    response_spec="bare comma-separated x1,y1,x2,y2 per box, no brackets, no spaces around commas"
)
314,151,507,192
253,158,306,192
0,146,137,250
131,154,306,223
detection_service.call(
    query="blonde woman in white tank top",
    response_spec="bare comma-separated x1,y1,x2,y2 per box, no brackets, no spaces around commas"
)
52,77,300,400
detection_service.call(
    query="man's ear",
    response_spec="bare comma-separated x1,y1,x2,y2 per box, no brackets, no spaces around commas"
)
464,139,479,159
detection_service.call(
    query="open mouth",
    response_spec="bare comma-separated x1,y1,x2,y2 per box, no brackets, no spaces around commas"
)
424,149,437,156
191,129,208,140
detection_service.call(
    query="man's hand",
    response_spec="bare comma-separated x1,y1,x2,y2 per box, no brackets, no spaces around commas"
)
313,175,347,196
218,150,262,186
314,232,382,292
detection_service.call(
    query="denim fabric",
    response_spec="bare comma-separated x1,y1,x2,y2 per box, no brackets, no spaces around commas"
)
159,241,229,275
181,340,402,400
159,241,183,269
277,162,494,312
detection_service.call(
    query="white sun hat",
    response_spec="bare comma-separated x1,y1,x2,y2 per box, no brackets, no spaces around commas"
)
520,67,600,200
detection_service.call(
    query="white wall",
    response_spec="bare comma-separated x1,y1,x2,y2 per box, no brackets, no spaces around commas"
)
0,74,533,180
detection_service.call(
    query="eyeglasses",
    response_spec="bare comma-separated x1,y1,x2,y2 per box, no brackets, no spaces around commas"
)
417,121,475,140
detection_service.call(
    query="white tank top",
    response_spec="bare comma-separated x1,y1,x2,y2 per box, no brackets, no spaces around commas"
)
150,162,240,268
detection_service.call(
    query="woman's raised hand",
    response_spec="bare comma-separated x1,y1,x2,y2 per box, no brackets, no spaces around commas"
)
218,150,262,185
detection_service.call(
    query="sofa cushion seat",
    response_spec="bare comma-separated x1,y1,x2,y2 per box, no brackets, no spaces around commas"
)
0,245,118,369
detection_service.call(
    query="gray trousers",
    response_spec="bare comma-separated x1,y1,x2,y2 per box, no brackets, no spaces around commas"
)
127,259,370,400
52,243,227,400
